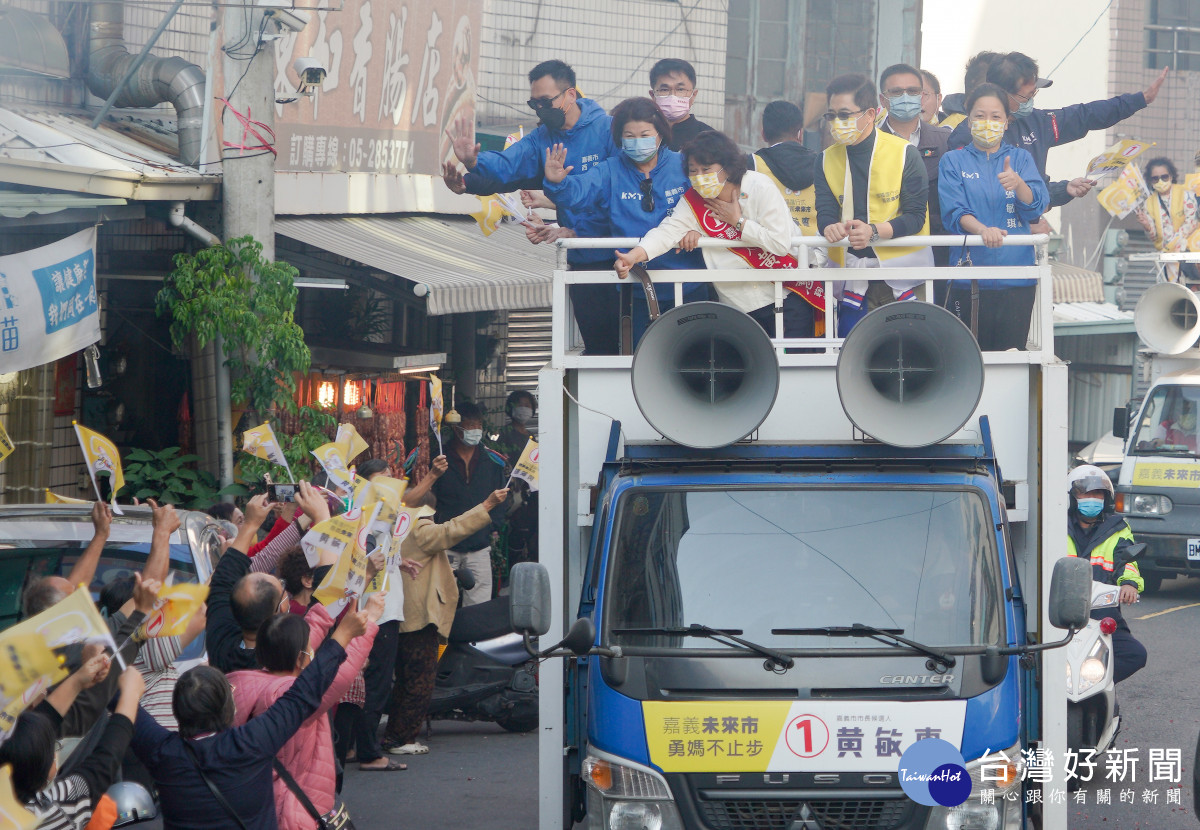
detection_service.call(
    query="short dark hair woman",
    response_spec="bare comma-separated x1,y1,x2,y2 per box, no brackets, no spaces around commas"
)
129,608,371,830
1136,155,1199,282
543,96,709,350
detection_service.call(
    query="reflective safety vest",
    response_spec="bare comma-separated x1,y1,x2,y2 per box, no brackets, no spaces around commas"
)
751,154,817,236
1066,522,1143,593
821,130,930,266
939,112,966,129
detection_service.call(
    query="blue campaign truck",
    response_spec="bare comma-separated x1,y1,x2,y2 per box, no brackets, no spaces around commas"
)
510,236,1090,830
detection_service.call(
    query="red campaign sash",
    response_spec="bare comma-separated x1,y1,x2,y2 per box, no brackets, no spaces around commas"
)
682,189,824,312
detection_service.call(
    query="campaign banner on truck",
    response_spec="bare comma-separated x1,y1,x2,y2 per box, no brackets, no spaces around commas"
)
643,700,967,773
0,228,99,375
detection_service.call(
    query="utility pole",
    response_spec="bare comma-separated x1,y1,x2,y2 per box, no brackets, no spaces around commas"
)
214,5,278,486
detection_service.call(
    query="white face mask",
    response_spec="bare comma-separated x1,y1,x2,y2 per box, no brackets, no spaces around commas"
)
461,428,483,446
512,405,533,424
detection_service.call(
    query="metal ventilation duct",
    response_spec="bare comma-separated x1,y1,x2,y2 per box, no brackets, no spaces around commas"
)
86,1,205,166
0,8,70,79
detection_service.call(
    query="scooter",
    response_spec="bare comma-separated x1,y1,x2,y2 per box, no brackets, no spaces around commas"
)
427,569,539,733
1064,543,1145,757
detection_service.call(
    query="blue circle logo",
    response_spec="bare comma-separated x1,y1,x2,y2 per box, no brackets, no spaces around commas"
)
897,739,970,807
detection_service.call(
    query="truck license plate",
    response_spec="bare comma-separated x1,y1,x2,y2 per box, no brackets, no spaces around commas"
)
1188,539,1200,561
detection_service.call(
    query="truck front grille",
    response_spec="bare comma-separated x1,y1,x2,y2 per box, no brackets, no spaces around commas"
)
698,798,912,830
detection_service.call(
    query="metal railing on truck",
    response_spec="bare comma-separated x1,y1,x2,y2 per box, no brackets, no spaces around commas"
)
552,234,1051,363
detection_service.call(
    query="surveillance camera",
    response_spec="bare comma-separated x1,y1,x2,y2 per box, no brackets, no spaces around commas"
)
257,0,309,33
293,57,328,94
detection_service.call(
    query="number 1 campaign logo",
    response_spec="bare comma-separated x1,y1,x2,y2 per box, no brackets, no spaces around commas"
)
897,738,971,807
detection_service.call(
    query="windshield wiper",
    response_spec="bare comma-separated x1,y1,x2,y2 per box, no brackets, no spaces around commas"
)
772,623,955,671
612,623,795,671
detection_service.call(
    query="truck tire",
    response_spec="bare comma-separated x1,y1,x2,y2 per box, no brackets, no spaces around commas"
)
1141,572,1163,594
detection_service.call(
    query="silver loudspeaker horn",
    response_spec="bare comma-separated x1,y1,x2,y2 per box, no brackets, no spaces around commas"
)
1134,281,1200,355
836,302,984,447
631,302,779,448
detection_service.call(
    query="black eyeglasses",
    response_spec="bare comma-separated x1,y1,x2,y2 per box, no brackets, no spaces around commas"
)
639,178,655,213
1150,174,1172,183
527,88,572,111
823,109,864,121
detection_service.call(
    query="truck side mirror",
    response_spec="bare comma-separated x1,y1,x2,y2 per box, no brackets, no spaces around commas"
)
561,617,597,656
1048,556,1092,630
509,562,552,636
1113,407,1128,440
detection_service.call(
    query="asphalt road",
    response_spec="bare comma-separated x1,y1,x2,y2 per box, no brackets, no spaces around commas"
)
1069,573,1200,829
340,719,538,830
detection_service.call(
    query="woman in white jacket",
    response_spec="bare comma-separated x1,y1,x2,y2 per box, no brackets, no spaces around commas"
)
614,130,824,337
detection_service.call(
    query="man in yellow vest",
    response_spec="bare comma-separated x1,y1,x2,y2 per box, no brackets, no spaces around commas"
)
815,73,932,337
1066,465,1147,683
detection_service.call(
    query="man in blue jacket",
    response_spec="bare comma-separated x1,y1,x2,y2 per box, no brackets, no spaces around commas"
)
442,59,620,353
947,52,1168,213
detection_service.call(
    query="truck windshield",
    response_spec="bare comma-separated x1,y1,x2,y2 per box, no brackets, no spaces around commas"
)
605,487,1004,651
1131,385,1200,456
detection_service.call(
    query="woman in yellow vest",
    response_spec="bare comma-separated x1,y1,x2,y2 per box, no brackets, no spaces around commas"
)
814,73,933,337
1135,157,1198,283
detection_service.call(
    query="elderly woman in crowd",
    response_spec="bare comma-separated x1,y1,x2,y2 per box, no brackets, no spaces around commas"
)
1136,156,1199,283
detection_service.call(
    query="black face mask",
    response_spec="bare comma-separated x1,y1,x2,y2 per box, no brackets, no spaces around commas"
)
537,105,567,132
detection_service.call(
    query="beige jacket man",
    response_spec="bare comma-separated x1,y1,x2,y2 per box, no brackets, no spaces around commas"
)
399,503,492,637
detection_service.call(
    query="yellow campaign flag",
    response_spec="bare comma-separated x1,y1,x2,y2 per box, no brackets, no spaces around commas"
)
469,195,505,237
300,511,358,567
1085,139,1155,179
134,583,209,642
242,422,293,481
312,502,380,614
73,422,125,516
1097,163,1150,219
0,630,65,702
429,375,444,454
0,766,37,830
509,437,540,492
0,420,12,464
7,589,116,654
45,490,89,505
336,423,370,464
312,442,353,493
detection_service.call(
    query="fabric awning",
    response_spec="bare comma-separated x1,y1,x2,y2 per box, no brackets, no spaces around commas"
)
275,214,554,315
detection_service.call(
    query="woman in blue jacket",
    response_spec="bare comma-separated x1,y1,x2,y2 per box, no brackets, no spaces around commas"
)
543,96,709,347
938,82,1050,351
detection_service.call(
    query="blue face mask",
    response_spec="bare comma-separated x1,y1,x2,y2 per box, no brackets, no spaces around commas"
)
1016,98,1034,118
622,136,658,163
886,94,923,122
1076,497,1104,518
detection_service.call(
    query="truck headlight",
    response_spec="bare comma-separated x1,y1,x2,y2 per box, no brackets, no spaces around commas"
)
926,742,1024,830
1123,493,1172,515
582,752,683,830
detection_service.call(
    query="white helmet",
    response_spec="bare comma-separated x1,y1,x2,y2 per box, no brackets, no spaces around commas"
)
1068,464,1114,514
105,782,157,827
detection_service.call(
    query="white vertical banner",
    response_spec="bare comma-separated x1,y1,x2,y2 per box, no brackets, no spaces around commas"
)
0,228,100,374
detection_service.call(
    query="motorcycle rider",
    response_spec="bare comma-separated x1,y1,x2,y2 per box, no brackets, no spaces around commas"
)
1066,464,1148,682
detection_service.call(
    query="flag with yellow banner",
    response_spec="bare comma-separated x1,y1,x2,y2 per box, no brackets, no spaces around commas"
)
0,420,12,464
133,583,209,642
242,422,293,482
469,195,505,237
44,490,89,505
508,437,539,492
0,766,37,830
73,422,124,515
312,502,380,615
1085,139,1155,179
429,375,444,454
7,589,117,655
1097,162,1150,218
0,630,65,704
312,442,353,493
300,511,359,567
336,423,370,465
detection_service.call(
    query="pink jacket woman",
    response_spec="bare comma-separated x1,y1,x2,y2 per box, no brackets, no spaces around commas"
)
230,600,379,830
